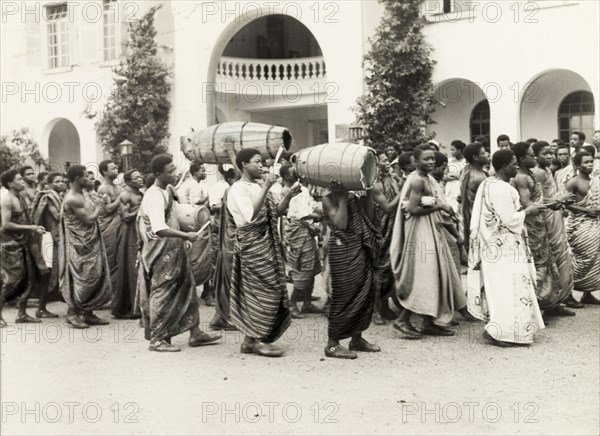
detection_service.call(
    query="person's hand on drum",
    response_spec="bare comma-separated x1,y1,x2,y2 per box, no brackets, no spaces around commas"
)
289,181,302,197
329,180,346,195
184,232,198,243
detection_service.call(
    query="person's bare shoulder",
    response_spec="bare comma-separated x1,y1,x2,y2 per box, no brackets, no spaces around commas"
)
408,174,425,192
565,177,578,193
97,184,111,195
119,190,131,204
0,189,13,209
64,192,84,209
512,173,528,188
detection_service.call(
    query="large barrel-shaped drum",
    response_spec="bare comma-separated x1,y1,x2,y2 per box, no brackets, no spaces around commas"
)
188,122,292,164
176,204,212,232
292,143,378,191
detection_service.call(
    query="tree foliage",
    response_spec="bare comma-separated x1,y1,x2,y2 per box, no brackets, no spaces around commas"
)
95,5,171,173
354,0,437,152
0,128,48,174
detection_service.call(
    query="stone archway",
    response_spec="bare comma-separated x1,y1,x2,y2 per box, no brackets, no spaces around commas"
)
205,10,328,151
41,118,81,172
520,69,595,141
430,78,488,152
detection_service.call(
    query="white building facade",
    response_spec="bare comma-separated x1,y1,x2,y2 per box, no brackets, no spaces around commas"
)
1,0,598,175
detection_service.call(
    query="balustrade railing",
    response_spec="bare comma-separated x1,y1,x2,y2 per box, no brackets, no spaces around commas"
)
216,56,327,81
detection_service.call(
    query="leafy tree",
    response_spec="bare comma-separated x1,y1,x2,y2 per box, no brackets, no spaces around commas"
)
0,128,48,174
354,0,437,152
95,5,171,173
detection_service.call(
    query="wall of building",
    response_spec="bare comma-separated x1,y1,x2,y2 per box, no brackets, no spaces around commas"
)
0,0,173,174
1,0,597,173
170,0,366,166
423,1,599,149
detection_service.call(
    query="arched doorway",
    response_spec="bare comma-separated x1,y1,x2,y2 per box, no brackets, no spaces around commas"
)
520,69,595,142
430,78,488,152
42,118,81,172
207,13,328,152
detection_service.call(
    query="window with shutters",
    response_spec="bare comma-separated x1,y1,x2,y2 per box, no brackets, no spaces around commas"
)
46,4,69,69
443,0,453,13
103,0,119,61
558,91,595,143
470,100,490,143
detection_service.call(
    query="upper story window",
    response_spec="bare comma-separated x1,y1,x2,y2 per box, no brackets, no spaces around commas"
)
103,0,119,61
46,3,69,69
443,0,453,13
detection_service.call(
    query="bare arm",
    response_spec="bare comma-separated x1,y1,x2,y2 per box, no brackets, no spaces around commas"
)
513,174,533,208
25,189,37,203
371,183,400,214
565,179,599,216
98,185,121,214
566,204,600,217
0,195,40,233
46,202,60,222
276,184,302,216
66,195,101,226
119,192,138,222
322,192,348,231
155,228,198,241
217,139,240,179
406,177,445,216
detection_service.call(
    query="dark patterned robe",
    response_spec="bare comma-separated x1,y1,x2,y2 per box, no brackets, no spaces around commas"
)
136,188,200,342
328,195,382,341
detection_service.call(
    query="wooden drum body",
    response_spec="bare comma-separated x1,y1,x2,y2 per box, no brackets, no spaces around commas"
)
188,122,292,164
291,143,378,191
176,203,212,232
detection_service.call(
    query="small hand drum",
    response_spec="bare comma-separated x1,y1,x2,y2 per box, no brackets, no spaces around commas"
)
176,203,211,232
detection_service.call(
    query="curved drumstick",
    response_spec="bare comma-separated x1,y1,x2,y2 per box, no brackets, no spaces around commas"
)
196,221,211,235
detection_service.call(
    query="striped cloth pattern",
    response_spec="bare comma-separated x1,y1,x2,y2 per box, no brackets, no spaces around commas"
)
566,175,600,293
136,191,200,342
188,206,214,286
373,174,401,295
213,189,236,320
285,218,321,289
327,195,381,341
229,194,291,343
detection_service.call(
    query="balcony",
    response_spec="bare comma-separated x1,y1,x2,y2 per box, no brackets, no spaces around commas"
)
215,56,328,104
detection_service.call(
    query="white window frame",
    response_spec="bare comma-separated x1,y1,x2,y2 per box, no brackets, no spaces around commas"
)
102,0,121,62
45,3,70,69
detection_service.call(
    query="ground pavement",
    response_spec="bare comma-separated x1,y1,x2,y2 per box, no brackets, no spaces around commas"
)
1,278,598,435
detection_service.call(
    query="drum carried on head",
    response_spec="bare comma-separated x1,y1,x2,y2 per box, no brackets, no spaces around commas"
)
291,142,378,191
175,203,212,232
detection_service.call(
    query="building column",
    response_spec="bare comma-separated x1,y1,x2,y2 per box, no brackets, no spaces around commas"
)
488,86,521,153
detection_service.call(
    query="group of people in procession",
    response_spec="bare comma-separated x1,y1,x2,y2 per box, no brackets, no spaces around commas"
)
0,128,598,357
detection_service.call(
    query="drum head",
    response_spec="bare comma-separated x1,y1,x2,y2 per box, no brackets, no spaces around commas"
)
195,206,211,229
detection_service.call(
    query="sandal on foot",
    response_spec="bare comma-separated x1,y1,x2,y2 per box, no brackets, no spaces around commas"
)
36,309,59,318
349,338,381,352
419,324,455,336
392,321,423,339
149,340,181,352
189,332,221,347
15,314,42,324
324,344,357,359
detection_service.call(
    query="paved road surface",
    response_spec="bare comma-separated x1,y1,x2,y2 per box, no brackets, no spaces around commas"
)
1,283,598,435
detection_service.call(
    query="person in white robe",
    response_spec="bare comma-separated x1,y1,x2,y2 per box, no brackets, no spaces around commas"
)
467,149,546,347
